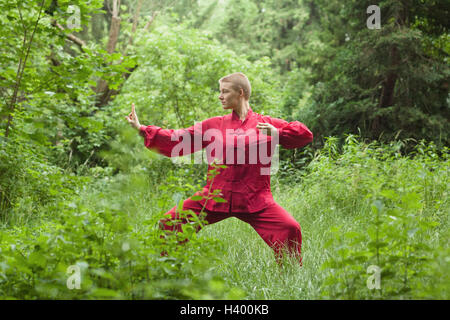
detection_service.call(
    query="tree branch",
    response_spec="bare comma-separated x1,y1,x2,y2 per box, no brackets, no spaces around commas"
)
51,20,86,51
144,11,159,31
122,0,143,56
5,0,46,138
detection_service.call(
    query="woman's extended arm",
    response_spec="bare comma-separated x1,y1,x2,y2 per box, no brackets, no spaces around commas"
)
125,103,209,157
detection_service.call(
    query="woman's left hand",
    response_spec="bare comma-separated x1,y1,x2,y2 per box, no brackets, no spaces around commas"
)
256,122,277,136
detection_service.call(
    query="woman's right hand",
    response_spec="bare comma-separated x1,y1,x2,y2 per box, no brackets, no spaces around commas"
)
125,103,141,130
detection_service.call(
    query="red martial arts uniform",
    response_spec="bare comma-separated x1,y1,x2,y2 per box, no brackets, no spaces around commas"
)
139,107,313,264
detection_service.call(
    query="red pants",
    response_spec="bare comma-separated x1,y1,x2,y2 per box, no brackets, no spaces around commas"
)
159,198,303,265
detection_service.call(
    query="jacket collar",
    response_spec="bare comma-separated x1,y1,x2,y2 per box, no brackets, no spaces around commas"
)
231,106,253,122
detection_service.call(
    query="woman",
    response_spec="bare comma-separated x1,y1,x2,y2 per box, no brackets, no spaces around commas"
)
125,72,313,265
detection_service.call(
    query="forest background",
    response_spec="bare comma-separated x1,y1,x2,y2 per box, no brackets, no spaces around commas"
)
0,0,448,299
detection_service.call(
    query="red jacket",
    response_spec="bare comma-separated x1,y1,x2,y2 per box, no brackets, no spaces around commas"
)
139,107,313,213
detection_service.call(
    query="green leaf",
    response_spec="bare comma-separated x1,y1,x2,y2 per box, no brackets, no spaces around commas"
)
368,241,388,249
344,231,361,239
90,288,120,298
380,189,397,200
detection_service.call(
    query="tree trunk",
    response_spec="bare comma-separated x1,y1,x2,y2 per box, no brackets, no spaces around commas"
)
379,46,399,108
95,5,158,108
95,0,121,107
371,2,407,136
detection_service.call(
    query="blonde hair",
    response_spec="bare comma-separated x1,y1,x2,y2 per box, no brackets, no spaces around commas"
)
219,72,251,100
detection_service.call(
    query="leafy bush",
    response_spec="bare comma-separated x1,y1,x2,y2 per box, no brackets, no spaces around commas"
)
0,132,86,226
0,197,244,300
304,136,449,299
0,163,244,299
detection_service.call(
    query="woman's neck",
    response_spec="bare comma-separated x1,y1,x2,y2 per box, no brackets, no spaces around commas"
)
234,100,250,120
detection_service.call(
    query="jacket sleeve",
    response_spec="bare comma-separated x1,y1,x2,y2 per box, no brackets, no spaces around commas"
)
139,119,211,157
265,117,313,149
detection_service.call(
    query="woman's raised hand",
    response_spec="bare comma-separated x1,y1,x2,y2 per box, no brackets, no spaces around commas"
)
256,122,277,136
125,103,141,130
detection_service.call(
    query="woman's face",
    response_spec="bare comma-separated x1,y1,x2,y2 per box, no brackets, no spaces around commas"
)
219,81,243,110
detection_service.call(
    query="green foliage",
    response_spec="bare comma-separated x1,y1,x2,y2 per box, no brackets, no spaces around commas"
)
305,136,449,299
0,171,245,299
298,0,449,145
0,132,87,226
0,0,138,170
210,0,318,73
